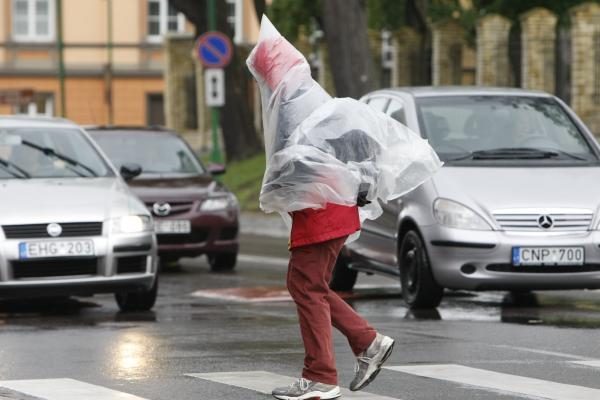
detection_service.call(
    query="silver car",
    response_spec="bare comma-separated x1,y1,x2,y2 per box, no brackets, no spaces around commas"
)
0,116,158,311
332,87,600,309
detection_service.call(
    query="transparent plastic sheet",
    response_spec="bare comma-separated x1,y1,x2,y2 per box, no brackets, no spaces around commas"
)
247,16,442,238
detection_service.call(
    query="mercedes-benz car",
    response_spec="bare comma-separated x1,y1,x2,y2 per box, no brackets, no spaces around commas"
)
331,87,600,309
0,116,158,311
87,127,239,271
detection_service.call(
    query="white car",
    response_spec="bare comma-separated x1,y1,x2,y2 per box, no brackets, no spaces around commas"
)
0,116,158,311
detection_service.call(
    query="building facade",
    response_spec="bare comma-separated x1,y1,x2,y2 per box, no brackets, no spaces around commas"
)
0,0,259,127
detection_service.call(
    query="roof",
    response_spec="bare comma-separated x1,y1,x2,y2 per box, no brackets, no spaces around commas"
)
370,86,553,98
0,115,78,128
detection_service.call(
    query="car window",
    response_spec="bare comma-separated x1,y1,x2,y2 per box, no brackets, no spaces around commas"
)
91,131,206,176
0,127,112,179
367,97,389,113
386,99,406,125
416,96,597,163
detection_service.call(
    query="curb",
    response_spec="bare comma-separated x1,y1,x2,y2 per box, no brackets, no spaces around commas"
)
240,212,289,238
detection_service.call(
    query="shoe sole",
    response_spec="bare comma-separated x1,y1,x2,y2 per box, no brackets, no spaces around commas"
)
272,389,342,400
351,339,395,392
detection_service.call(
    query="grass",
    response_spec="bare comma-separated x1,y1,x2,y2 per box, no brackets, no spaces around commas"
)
221,153,265,212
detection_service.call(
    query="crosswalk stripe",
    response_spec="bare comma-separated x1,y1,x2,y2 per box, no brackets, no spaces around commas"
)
570,360,600,368
187,371,401,400
385,364,600,400
0,379,148,400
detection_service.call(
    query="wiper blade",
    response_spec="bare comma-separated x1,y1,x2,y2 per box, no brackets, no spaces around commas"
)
448,147,587,161
0,157,31,178
20,139,98,177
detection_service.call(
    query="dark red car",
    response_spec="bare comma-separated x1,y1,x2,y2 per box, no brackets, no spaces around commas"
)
87,126,239,271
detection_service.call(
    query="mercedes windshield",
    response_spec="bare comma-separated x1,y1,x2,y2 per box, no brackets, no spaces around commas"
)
416,96,599,165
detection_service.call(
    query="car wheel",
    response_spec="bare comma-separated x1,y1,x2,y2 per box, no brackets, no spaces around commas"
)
115,276,158,312
399,230,443,309
329,256,358,291
208,252,237,272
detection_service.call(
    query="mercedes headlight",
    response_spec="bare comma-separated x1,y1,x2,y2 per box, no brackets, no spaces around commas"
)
112,215,153,233
433,198,491,230
200,194,237,212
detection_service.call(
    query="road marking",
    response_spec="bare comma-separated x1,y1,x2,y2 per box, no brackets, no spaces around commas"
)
190,286,292,302
490,344,591,361
0,379,147,400
570,360,600,368
187,371,401,400
386,364,600,400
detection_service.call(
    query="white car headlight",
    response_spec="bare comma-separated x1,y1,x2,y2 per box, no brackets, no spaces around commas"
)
433,198,491,230
112,215,153,233
200,195,237,212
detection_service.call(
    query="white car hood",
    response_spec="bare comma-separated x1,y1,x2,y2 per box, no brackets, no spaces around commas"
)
0,178,146,225
432,166,600,216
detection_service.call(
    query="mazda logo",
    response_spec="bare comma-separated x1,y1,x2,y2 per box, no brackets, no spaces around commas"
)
538,215,554,229
46,223,62,237
153,202,171,216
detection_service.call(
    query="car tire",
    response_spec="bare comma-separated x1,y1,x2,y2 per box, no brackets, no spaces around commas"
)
115,276,158,312
209,252,237,272
399,230,444,309
329,256,358,291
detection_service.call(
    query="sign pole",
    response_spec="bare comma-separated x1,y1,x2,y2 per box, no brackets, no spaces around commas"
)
207,0,222,164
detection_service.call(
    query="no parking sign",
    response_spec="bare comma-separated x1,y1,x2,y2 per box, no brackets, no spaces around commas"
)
196,31,233,68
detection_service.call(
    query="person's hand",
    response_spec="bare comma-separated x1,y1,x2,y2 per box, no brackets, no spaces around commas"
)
357,191,371,207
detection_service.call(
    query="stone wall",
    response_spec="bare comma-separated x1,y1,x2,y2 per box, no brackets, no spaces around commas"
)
520,7,557,93
570,2,600,135
432,20,467,85
476,14,512,86
164,34,209,151
394,27,424,86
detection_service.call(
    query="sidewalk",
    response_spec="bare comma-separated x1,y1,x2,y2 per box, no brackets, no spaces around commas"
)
240,212,289,238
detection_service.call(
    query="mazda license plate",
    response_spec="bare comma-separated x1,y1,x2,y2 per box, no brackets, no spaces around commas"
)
512,246,585,266
19,240,95,259
154,220,191,234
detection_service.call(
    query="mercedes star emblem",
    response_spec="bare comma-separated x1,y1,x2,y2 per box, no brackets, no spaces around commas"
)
46,223,63,237
537,215,554,229
153,202,171,217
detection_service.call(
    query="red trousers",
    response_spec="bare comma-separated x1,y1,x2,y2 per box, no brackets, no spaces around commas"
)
287,236,377,385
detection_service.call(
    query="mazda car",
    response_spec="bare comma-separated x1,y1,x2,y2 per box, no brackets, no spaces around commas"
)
87,127,239,271
0,116,158,311
331,87,600,309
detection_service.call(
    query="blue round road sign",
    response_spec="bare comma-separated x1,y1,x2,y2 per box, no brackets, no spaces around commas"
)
196,31,233,68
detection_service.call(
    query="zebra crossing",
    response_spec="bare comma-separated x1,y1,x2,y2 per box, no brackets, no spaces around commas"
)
1,360,599,400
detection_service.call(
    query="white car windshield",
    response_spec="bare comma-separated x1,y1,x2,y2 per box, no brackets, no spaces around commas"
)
0,128,111,179
416,96,598,163
90,131,206,176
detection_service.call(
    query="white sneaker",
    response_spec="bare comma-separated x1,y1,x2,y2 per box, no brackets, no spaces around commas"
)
349,333,395,391
272,377,341,400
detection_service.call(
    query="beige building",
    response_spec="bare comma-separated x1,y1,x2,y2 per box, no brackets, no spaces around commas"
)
0,0,260,126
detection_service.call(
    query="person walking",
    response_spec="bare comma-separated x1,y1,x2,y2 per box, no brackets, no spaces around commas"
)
273,203,395,399
247,16,441,400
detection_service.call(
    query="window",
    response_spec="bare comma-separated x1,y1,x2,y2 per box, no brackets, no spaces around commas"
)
366,97,389,113
147,0,185,42
17,93,54,117
226,0,242,44
386,99,406,125
12,0,55,42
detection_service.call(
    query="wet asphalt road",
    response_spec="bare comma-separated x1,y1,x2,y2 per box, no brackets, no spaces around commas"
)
1,234,600,400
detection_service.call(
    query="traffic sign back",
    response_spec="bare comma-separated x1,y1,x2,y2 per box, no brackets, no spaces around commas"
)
196,32,233,68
